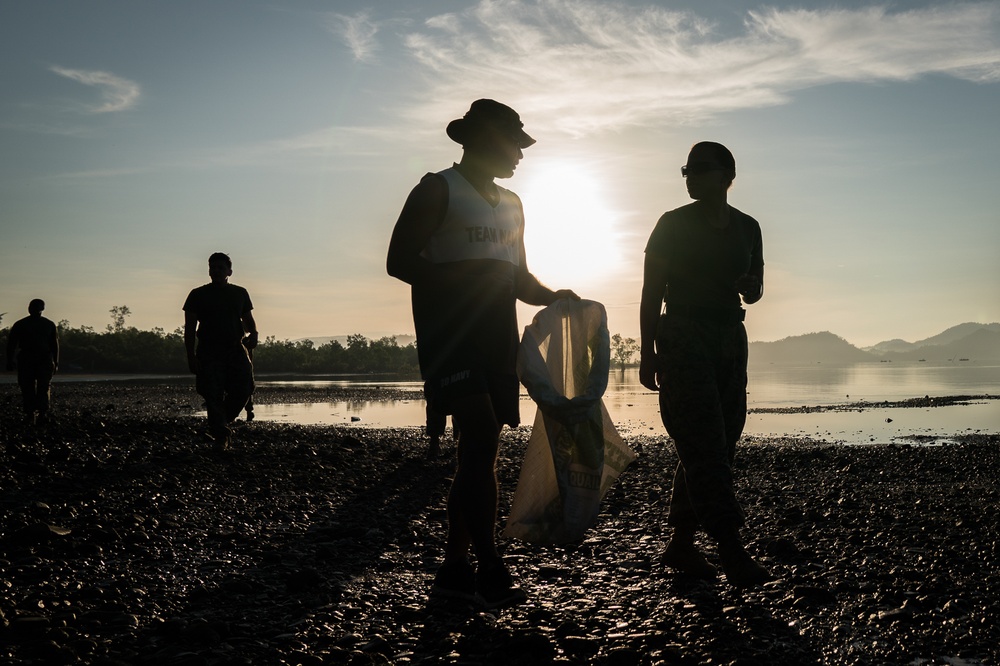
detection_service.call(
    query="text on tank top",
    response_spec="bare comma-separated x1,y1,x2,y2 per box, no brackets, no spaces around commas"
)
420,167,522,267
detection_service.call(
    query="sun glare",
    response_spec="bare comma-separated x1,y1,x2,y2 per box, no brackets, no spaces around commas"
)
517,160,623,289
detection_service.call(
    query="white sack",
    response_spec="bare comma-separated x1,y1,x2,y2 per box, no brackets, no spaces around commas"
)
504,299,637,544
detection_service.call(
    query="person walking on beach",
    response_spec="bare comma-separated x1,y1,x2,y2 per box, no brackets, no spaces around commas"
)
639,141,771,586
183,252,258,451
5,299,59,425
387,99,578,608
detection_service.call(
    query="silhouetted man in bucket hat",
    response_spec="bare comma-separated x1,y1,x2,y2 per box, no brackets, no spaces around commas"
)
388,99,578,608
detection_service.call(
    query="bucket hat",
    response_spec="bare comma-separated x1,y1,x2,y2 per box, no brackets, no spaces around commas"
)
446,99,535,148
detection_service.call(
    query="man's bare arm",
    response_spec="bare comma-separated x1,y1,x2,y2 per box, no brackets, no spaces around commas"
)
50,324,59,371
386,176,447,286
242,311,258,348
184,311,199,374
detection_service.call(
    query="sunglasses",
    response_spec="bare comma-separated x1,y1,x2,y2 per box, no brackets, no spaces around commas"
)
681,162,723,177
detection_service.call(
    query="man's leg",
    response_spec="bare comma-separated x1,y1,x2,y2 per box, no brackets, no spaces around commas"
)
196,354,229,447
428,393,497,602
445,393,500,565
447,392,525,607
16,363,37,422
34,362,54,421
222,346,254,424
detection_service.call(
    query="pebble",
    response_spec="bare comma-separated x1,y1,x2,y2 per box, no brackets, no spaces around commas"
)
0,383,998,665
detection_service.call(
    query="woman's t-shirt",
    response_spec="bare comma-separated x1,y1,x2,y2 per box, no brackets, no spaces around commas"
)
645,203,763,312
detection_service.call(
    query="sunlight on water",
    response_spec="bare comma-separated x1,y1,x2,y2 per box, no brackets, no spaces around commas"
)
247,364,1000,445
743,402,999,445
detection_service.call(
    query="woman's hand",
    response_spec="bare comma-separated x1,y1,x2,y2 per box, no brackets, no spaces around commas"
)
735,274,762,303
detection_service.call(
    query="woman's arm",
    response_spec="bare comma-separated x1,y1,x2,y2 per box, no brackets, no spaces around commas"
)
736,218,765,304
639,253,669,391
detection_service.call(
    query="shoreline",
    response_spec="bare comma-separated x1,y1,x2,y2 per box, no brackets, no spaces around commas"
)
1,384,998,665
5,377,995,415
749,393,1000,414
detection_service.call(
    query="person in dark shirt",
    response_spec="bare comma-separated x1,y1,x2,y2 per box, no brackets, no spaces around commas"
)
5,298,59,425
387,99,578,608
183,252,258,450
639,141,771,587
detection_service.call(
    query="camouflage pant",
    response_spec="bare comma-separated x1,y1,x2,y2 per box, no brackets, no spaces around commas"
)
656,315,748,538
17,356,54,416
196,343,254,442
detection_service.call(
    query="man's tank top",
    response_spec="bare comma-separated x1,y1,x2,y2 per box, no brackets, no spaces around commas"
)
420,167,522,268
411,167,524,378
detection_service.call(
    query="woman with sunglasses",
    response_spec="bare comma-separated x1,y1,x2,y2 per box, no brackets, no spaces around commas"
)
638,141,770,587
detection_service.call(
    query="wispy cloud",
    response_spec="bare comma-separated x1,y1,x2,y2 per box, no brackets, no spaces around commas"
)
327,11,381,62
49,66,141,113
399,0,1000,136
86,1,998,169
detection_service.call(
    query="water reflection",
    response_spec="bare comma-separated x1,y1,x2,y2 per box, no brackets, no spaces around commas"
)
247,366,1000,446
744,401,998,445
748,361,1000,406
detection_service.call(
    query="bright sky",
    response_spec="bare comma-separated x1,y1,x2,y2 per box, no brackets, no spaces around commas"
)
2,0,999,347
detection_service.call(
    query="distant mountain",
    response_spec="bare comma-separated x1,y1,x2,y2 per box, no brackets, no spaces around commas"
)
864,322,1000,353
876,327,1000,362
751,323,1000,364
864,338,914,354
914,322,1000,349
292,325,1000,363
749,332,874,364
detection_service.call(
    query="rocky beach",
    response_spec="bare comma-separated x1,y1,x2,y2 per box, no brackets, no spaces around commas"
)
1,381,998,665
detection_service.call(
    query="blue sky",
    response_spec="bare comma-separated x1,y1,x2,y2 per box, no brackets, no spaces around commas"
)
2,0,999,347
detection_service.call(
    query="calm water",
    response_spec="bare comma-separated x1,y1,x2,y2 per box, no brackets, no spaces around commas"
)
6,363,996,444
249,362,1000,445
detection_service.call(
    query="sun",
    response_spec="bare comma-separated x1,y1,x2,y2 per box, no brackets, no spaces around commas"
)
516,159,623,289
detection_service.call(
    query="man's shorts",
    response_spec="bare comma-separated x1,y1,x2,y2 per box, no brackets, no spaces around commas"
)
424,369,520,428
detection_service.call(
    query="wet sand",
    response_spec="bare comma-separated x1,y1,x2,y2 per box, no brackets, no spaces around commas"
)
1,382,998,665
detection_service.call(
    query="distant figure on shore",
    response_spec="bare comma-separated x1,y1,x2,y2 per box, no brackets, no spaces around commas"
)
5,299,60,425
639,141,771,586
387,99,578,608
183,252,258,451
